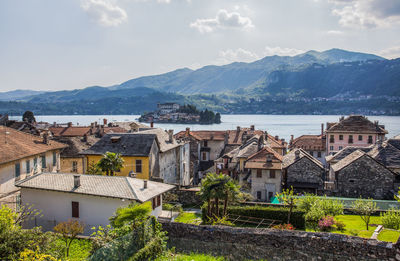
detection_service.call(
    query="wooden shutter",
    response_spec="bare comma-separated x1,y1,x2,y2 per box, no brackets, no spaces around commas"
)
72,201,79,218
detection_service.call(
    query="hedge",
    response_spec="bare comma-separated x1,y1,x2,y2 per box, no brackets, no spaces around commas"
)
202,205,305,229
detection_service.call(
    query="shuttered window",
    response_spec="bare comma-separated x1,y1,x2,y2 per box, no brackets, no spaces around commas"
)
15,163,20,178
52,152,57,166
135,160,142,173
26,160,30,174
256,169,262,178
72,201,79,218
41,155,46,168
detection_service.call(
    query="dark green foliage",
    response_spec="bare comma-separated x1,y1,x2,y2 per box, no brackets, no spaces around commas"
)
22,110,35,123
202,205,306,229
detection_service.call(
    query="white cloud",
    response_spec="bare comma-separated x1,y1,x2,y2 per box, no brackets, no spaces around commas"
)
216,48,259,64
379,46,400,59
81,0,127,27
263,46,304,57
330,0,400,28
326,30,344,35
190,9,253,33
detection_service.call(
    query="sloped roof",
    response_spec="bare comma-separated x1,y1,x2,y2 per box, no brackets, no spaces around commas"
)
16,173,174,202
136,128,180,152
326,115,387,134
245,146,283,169
226,128,264,145
367,142,400,170
387,139,400,151
290,135,325,151
220,138,260,163
331,150,367,172
104,126,127,134
283,148,324,169
326,146,373,163
49,126,91,137
53,136,100,158
0,126,67,165
81,133,158,157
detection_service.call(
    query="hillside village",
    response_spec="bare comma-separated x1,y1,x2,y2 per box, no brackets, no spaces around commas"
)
1,113,400,260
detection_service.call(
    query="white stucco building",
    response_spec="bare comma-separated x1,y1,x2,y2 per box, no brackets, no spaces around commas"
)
16,173,174,234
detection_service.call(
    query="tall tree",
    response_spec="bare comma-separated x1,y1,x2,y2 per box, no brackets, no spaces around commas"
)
97,152,124,176
351,197,377,230
22,111,35,124
276,187,298,224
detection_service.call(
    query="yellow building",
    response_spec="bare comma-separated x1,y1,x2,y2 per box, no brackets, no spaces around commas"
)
81,134,160,180
0,126,67,210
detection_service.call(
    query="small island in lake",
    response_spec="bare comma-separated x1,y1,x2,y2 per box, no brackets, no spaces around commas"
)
139,103,221,124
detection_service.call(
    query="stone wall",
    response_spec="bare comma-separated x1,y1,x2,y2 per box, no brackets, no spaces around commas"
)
161,222,400,261
167,187,202,207
336,155,395,199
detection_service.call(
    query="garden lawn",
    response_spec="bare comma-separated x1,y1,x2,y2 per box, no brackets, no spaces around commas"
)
334,214,382,237
54,238,92,261
156,252,225,260
377,229,400,243
175,212,202,225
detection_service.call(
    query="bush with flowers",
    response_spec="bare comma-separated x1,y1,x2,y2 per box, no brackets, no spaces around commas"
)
318,216,335,231
272,223,295,230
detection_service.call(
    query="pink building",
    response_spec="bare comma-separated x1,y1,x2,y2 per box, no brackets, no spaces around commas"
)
325,115,387,155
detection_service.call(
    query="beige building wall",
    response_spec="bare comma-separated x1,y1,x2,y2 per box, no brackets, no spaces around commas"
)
60,157,85,174
250,169,282,202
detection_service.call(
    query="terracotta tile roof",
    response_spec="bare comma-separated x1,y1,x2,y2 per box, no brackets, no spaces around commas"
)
49,127,91,137
104,126,127,134
226,129,264,145
245,146,283,169
326,115,387,134
16,173,175,202
283,148,324,169
0,126,67,165
53,136,100,158
290,135,326,151
174,130,226,141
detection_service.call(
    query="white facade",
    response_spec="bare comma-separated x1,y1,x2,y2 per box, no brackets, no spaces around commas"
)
179,143,190,186
250,169,282,202
20,188,162,235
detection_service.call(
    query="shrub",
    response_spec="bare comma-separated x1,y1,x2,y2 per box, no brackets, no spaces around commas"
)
381,209,400,230
318,198,344,216
272,224,295,230
318,216,335,232
305,207,324,231
334,220,346,232
202,205,305,229
297,194,319,213
163,203,183,213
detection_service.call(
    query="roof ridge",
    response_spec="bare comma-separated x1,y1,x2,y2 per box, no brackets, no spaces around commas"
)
125,177,139,200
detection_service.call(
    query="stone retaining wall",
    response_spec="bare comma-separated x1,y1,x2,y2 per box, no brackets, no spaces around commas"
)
161,221,400,261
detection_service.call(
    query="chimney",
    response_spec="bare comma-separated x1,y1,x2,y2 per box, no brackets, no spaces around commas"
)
82,133,87,142
68,122,72,127
320,123,324,136
43,132,49,144
295,150,300,160
237,126,241,133
250,125,255,131
185,127,190,136
224,132,228,144
275,135,279,141
143,180,148,189
168,129,174,143
374,120,379,126
74,175,80,188
150,121,154,128
95,121,98,127
103,118,108,125
290,135,294,143
53,122,57,127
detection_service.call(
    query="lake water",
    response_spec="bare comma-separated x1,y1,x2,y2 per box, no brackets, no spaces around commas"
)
10,114,400,141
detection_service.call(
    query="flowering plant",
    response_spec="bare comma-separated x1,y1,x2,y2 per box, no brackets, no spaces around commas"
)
318,215,335,231
272,223,295,230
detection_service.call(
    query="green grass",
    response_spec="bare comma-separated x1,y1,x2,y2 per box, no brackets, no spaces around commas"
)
54,238,92,261
175,212,202,225
156,252,225,260
377,229,400,243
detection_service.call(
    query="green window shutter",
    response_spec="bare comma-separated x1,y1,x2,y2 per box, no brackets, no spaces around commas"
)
15,163,20,178
53,152,57,166
26,160,30,174
41,155,46,168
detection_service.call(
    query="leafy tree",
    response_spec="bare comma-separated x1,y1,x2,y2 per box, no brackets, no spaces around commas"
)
214,112,221,123
276,187,298,224
381,208,400,230
351,197,377,230
54,219,85,258
86,161,102,175
22,111,36,123
97,152,124,176
109,202,152,230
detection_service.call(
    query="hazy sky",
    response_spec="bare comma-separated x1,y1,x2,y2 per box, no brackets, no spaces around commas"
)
1,0,400,92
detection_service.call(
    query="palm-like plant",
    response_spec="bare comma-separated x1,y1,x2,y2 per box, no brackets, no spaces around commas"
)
97,152,124,176
109,202,152,229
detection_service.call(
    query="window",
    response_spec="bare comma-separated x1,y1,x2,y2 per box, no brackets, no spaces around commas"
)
338,146,343,150
152,195,161,209
41,155,46,169
368,136,373,144
268,192,274,200
52,152,57,166
348,135,353,144
15,163,20,178
309,151,314,157
329,146,334,151
202,152,207,161
358,135,363,141
269,170,276,179
317,151,321,157
26,160,30,174
256,169,262,178
135,160,142,173
203,141,208,147
33,157,38,173
72,161,78,172
339,135,343,140
256,191,262,200
72,201,79,218
329,135,334,143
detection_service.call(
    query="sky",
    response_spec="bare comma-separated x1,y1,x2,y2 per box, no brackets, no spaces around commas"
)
0,0,400,92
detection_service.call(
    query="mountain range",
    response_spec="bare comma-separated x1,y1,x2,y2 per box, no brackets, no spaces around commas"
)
0,48,399,115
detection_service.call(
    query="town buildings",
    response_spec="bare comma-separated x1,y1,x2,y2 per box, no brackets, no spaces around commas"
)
289,131,326,164
16,173,174,233
325,115,387,155
0,126,66,209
